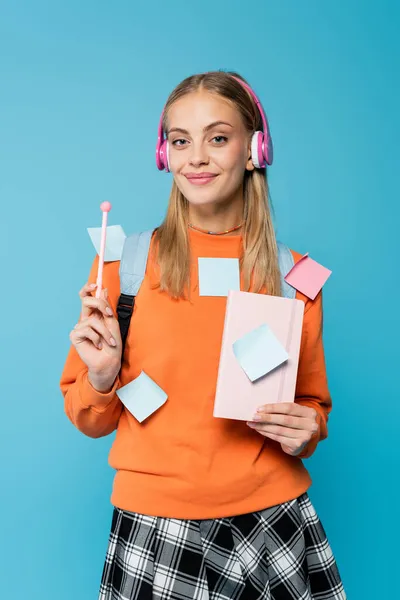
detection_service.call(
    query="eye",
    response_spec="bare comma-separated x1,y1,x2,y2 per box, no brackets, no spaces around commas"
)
212,135,228,144
171,138,188,147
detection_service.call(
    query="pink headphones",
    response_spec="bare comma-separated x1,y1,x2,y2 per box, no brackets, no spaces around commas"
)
155,75,273,172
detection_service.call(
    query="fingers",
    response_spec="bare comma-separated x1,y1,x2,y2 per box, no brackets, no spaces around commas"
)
256,430,306,447
256,402,317,421
76,317,117,346
247,421,310,439
79,283,114,319
79,282,97,298
82,295,114,319
79,282,98,318
71,317,117,349
247,402,319,452
70,323,103,349
267,433,309,457
247,424,312,455
247,402,320,455
251,411,318,433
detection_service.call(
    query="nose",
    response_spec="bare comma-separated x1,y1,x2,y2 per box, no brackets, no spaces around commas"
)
188,141,209,167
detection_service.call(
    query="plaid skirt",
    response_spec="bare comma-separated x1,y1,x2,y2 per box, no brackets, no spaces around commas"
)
98,493,346,600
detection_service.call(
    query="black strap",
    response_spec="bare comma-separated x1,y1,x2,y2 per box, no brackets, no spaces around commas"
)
117,293,135,355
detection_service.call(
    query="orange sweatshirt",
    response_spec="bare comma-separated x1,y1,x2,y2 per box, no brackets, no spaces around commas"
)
60,228,332,519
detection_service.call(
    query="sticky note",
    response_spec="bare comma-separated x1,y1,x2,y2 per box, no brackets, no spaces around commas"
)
198,258,240,296
87,225,126,262
284,253,332,300
116,371,168,423
233,323,289,382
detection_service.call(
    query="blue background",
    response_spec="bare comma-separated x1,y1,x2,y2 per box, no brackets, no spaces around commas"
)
1,1,399,598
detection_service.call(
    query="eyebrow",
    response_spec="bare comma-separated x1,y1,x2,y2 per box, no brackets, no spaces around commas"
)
167,120,233,136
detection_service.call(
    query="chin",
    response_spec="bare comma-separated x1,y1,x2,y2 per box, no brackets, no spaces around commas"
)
179,183,233,208
184,192,223,207
175,173,242,208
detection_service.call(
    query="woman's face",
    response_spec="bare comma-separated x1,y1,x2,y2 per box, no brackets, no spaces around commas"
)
166,90,254,209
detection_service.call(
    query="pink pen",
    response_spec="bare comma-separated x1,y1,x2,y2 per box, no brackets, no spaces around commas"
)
95,201,112,298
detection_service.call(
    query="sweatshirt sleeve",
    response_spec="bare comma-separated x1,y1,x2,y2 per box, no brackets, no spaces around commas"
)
59,255,124,439
294,289,332,459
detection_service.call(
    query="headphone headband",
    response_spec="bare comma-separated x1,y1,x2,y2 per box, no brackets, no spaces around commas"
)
156,74,273,171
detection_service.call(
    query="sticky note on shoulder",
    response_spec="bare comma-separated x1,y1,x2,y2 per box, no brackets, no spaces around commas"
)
284,253,332,300
87,224,126,262
233,323,289,382
116,371,168,423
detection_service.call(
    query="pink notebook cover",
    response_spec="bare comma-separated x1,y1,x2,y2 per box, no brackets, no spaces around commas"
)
213,291,305,421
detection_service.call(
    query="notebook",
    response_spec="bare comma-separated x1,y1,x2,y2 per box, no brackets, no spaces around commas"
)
213,290,305,421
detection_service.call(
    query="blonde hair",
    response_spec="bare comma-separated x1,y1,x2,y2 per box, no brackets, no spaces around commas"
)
153,70,281,299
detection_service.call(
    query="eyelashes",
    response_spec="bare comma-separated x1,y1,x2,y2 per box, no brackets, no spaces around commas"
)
212,136,228,145
171,139,187,147
171,136,228,147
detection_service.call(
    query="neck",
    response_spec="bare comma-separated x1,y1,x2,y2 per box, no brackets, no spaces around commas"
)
188,197,244,236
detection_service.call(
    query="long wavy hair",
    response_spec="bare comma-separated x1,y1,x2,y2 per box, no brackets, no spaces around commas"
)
153,70,281,299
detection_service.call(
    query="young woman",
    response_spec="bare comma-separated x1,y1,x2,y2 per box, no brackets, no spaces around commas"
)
61,71,346,599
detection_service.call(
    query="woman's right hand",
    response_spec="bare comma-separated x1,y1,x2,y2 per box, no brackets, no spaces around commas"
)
69,283,123,392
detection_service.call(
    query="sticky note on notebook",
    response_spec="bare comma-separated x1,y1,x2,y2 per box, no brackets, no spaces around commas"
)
87,224,126,262
116,371,168,423
233,323,289,382
284,253,332,300
198,258,240,296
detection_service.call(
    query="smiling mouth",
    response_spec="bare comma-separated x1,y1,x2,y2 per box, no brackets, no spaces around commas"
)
184,174,219,186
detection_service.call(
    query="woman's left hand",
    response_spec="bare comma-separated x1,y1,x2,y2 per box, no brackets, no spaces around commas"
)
247,403,319,456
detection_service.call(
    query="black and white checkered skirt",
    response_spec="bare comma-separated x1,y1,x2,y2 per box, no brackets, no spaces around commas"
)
99,493,346,599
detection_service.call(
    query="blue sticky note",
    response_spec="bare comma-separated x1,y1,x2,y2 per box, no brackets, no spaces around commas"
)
116,371,168,423
87,225,126,262
233,324,289,382
198,257,240,296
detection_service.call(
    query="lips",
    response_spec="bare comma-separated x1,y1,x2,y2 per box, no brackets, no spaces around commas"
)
184,173,219,186
184,173,218,179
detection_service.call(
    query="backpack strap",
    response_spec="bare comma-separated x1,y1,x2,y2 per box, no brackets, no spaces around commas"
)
117,229,155,352
117,234,296,353
277,241,296,299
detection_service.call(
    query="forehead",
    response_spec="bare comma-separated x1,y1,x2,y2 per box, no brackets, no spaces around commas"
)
166,90,242,130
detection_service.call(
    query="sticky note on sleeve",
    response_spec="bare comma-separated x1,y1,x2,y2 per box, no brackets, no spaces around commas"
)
284,253,332,300
116,371,168,423
233,323,289,382
87,224,126,262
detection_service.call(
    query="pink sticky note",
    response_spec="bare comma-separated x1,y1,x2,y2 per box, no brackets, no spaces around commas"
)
284,253,332,300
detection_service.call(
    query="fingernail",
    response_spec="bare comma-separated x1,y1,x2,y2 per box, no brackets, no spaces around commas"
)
98,342,102,349
110,337,116,346
312,425,318,432
89,283,96,289
106,307,113,316
252,414,263,421
247,422,256,428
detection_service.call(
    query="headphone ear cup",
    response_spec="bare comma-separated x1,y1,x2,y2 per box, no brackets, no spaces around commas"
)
157,140,170,172
251,131,265,169
264,129,273,165
156,144,163,170
165,140,170,172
